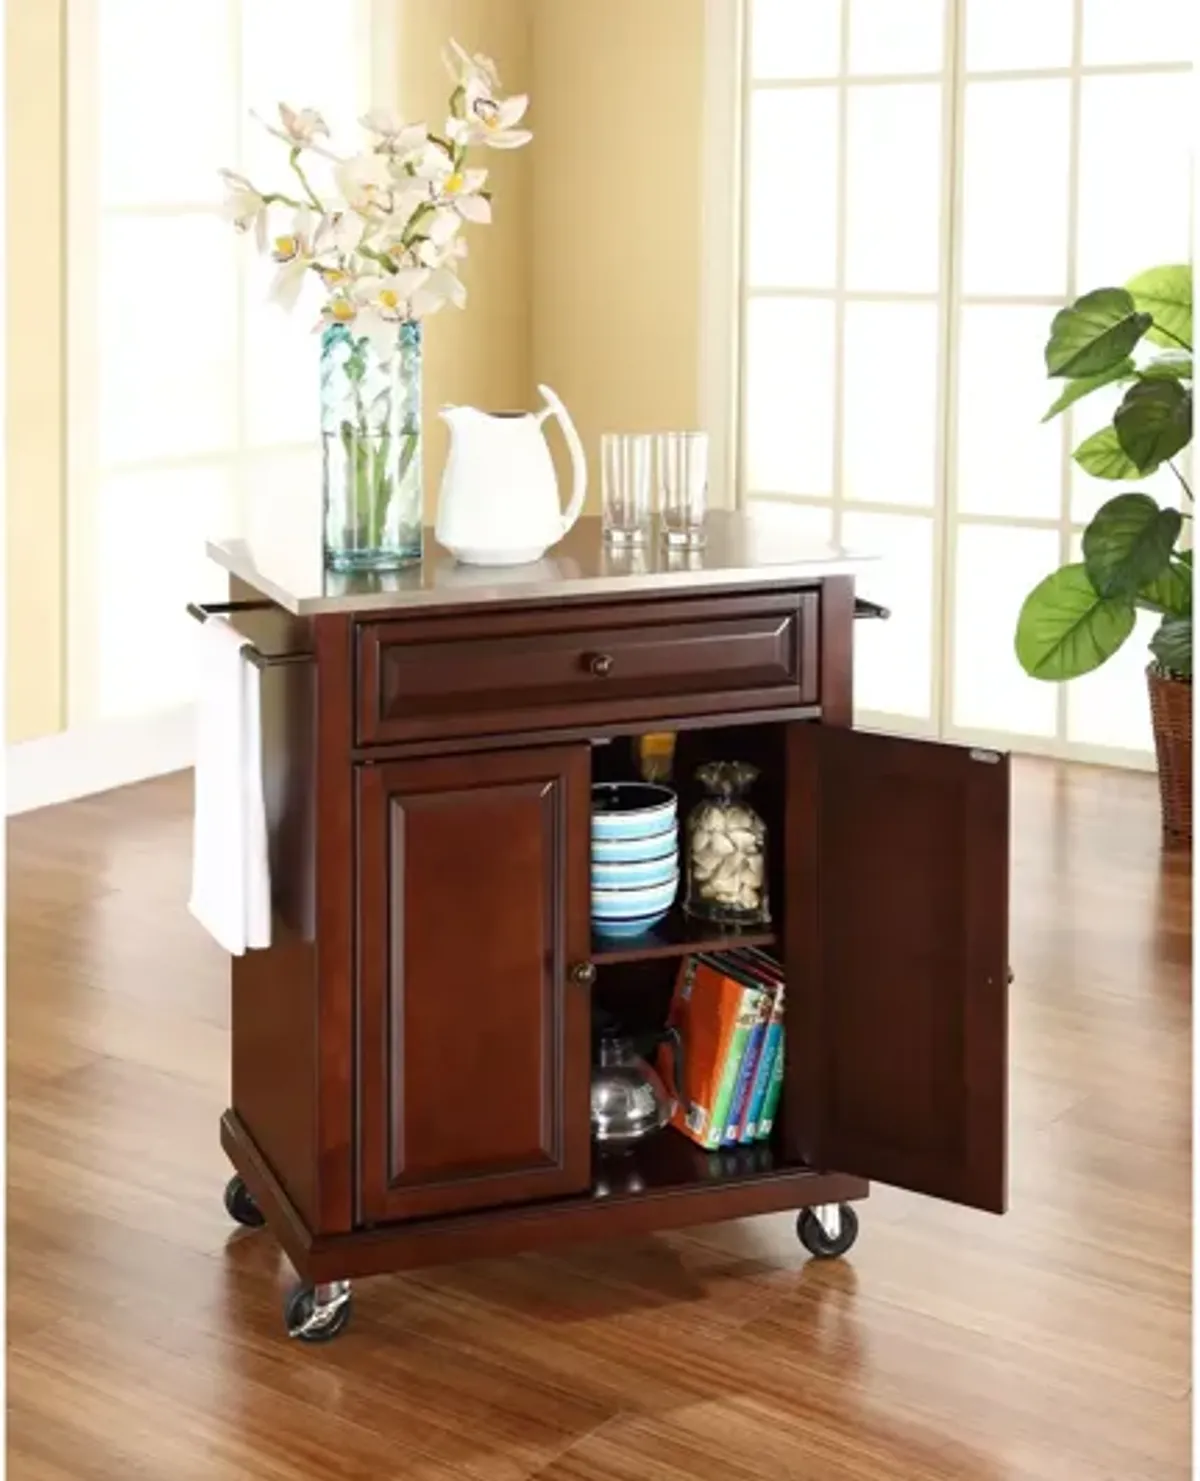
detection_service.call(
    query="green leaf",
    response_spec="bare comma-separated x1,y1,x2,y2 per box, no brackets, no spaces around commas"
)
1073,426,1146,481
1126,265,1193,350
1082,492,1182,599
1138,559,1193,617
1114,380,1193,474
1140,352,1192,382
1151,615,1192,677
1042,359,1135,422
1045,288,1153,379
1016,564,1137,680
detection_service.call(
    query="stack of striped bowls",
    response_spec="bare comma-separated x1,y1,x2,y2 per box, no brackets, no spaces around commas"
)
590,783,679,938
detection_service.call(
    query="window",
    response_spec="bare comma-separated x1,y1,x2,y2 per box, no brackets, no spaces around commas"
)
739,0,1192,763
67,0,388,724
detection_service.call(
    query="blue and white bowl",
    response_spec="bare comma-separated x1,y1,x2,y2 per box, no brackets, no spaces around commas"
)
592,873,679,937
592,852,678,891
591,783,677,842
592,827,677,865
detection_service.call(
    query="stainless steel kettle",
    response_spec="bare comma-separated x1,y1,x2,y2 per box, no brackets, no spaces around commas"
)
591,1010,684,1151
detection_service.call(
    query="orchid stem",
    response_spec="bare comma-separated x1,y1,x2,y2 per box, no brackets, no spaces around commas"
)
360,244,401,275
288,149,325,213
262,190,306,212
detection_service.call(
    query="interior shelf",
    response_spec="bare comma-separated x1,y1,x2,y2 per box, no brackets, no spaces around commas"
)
591,909,777,965
591,1127,806,1201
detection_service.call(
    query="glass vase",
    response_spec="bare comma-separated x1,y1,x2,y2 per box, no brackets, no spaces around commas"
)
320,320,423,572
684,761,770,926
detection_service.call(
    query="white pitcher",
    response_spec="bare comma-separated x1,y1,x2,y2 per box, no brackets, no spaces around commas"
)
435,385,588,566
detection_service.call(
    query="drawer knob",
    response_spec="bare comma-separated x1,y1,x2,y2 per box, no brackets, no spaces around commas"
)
587,652,614,678
570,961,597,988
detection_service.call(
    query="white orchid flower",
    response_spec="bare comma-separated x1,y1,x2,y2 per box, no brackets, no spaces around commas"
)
314,210,365,258
268,208,318,310
440,167,491,224
331,272,427,356
334,151,395,215
218,169,270,250
264,102,330,149
407,151,491,224
317,293,361,337
444,39,500,93
425,207,464,246
416,233,468,269
356,268,429,320
359,109,428,159
448,90,531,151
411,266,467,318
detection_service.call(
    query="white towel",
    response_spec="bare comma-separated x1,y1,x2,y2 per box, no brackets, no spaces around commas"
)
189,617,272,955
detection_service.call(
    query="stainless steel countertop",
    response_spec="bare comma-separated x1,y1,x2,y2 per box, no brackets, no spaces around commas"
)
206,513,874,617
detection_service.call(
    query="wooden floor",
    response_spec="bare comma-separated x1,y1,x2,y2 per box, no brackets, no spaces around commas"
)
6,760,1191,1480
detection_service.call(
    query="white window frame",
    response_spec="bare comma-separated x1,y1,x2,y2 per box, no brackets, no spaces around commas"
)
705,0,1191,769
65,0,395,728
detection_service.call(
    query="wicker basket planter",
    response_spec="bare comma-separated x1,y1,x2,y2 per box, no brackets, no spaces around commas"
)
1147,664,1192,845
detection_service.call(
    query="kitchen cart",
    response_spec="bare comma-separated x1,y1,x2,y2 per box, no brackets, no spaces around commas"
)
199,514,1009,1342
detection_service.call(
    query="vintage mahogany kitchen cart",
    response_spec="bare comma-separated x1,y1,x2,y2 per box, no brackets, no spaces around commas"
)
197,514,1009,1342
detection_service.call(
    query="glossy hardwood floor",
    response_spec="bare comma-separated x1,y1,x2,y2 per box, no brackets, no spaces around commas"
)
7,760,1191,1480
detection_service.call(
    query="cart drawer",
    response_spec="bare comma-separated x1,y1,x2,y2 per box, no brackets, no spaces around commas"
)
357,591,819,745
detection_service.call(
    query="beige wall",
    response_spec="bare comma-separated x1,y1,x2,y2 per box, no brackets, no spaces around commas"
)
6,0,66,743
530,0,706,505
394,0,534,515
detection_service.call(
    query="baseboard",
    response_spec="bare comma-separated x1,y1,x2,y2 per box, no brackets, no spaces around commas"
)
6,705,195,816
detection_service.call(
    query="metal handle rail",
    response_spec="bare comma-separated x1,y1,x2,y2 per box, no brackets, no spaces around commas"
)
187,602,313,670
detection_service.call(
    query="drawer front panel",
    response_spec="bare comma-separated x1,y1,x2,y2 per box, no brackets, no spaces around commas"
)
358,592,818,744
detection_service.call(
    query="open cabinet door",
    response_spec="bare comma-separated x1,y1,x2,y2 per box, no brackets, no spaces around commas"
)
784,725,1009,1213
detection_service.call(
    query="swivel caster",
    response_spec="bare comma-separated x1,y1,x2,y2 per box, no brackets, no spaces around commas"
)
284,1281,354,1343
223,1175,266,1229
797,1203,859,1259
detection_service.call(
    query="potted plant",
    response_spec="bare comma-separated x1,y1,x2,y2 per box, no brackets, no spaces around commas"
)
1015,265,1193,842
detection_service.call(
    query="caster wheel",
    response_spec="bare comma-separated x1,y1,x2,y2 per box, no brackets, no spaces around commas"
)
223,1175,266,1229
797,1204,859,1259
284,1283,353,1343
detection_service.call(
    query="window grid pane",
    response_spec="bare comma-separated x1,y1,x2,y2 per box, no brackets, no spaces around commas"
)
78,1,367,723
741,0,1189,761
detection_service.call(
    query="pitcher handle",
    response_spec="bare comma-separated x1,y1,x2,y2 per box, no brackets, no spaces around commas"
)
536,384,588,537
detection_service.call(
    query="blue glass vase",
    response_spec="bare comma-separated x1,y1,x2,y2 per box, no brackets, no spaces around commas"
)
320,320,423,572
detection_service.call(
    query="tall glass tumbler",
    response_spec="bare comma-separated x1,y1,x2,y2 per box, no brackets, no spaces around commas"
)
657,432,709,548
601,434,653,545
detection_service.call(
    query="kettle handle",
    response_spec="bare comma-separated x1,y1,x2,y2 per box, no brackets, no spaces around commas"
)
536,384,588,538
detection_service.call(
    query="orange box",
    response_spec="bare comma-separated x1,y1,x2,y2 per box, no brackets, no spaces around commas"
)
659,956,750,1149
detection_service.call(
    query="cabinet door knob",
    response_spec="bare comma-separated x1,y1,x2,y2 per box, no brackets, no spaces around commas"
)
570,961,597,987
586,652,614,678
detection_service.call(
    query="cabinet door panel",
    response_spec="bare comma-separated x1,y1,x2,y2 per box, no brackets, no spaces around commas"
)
358,746,592,1224
785,725,1009,1212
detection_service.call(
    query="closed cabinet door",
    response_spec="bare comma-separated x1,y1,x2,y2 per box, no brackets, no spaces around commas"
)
357,745,593,1224
783,724,1010,1213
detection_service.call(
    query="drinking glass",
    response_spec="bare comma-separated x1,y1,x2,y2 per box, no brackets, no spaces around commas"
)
657,432,709,548
601,434,653,545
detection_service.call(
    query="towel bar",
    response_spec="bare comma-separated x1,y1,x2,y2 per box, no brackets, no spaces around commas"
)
187,603,314,670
